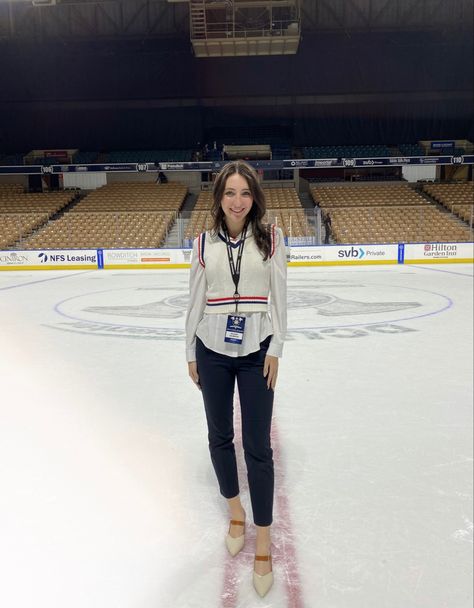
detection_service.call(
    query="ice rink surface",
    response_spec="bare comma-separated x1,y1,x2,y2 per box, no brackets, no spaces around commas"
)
0,264,472,608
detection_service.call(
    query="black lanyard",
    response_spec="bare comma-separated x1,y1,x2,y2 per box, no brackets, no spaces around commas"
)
223,222,248,313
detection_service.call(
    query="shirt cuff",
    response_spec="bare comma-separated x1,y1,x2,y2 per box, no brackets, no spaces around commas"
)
267,337,283,358
186,347,196,362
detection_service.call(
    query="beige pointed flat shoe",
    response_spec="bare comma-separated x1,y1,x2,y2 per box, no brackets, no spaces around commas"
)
225,519,245,557
253,554,273,598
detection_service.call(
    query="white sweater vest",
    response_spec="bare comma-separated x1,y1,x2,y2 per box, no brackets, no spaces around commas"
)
198,225,279,314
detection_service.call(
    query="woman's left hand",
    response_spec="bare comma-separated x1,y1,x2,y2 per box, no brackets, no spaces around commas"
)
263,355,279,390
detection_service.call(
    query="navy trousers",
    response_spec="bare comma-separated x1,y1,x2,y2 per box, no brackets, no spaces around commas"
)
196,336,274,527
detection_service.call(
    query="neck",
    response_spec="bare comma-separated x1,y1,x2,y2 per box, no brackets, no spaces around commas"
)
224,218,246,238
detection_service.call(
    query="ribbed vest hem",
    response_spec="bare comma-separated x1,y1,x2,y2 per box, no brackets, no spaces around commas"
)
204,303,268,314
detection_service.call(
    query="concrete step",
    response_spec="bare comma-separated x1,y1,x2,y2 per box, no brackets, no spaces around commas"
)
165,222,181,248
181,191,199,213
298,191,316,210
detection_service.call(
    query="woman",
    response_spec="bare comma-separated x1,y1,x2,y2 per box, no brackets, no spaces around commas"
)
185,160,287,598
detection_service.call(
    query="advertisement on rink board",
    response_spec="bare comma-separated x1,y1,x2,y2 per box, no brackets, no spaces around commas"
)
102,248,192,269
404,242,474,263
0,249,99,270
287,244,400,265
1,243,473,270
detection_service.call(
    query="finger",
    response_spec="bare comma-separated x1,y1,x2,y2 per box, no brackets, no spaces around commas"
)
267,368,273,389
263,360,269,377
269,367,278,390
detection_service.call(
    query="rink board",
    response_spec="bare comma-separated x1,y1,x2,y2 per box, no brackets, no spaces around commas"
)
0,242,472,270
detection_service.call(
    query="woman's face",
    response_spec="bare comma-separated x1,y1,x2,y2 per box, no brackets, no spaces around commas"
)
220,172,254,229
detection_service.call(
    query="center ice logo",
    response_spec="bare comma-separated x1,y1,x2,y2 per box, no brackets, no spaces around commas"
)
49,276,451,343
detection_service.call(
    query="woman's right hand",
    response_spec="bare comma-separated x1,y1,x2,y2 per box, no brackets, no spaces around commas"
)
188,361,201,390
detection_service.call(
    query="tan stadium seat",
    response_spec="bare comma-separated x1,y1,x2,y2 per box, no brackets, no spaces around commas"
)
0,192,75,248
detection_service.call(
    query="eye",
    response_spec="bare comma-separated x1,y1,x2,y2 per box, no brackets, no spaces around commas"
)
225,190,235,196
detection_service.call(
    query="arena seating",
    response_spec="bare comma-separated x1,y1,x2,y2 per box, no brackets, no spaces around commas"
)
423,182,474,224
20,183,186,250
71,182,187,213
22,211,175,250
310,183,473,244
0,183,24,195
0,213,49,249
265,208,312,238
192,191,213,211
264,187,303,209
328,206,471,244
397,143,425,156
310,183,427,208
0,190,75,249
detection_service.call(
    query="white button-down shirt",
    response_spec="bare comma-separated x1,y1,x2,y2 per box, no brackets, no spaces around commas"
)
185,229,287,361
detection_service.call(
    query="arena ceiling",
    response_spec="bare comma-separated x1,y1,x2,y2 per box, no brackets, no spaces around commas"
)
0,0,472,41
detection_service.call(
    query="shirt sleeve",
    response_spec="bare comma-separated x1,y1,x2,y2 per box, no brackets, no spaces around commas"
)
267,227,287,358
185,236,207,362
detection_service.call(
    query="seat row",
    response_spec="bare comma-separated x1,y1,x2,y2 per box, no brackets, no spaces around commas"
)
73,183,187,212
311,184,426,207
423,182,474,215
0,212,50,249
20,211,175,250
329,206,473,244
0,192,74,214
0,183,24,194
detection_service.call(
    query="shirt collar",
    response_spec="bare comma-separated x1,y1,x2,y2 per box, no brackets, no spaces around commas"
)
219,223,253,242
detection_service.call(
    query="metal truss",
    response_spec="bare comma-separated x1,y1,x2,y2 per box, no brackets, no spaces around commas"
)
0,0,471,40
301,0,473,33
0,0,189,40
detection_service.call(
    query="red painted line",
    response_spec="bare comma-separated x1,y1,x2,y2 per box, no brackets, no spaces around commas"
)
221,557,239,608
220,395,304,608
272,421,304,608
220,399,245,608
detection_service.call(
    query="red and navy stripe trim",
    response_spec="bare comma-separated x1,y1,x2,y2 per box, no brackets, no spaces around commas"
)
206,296,268,307
197,232,206,268
270,223,276,258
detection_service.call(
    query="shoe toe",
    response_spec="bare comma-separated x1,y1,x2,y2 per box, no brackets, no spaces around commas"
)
225,533,245,557
253,571,274,597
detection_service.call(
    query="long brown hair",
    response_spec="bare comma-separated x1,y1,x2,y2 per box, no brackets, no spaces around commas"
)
210,160,271,260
